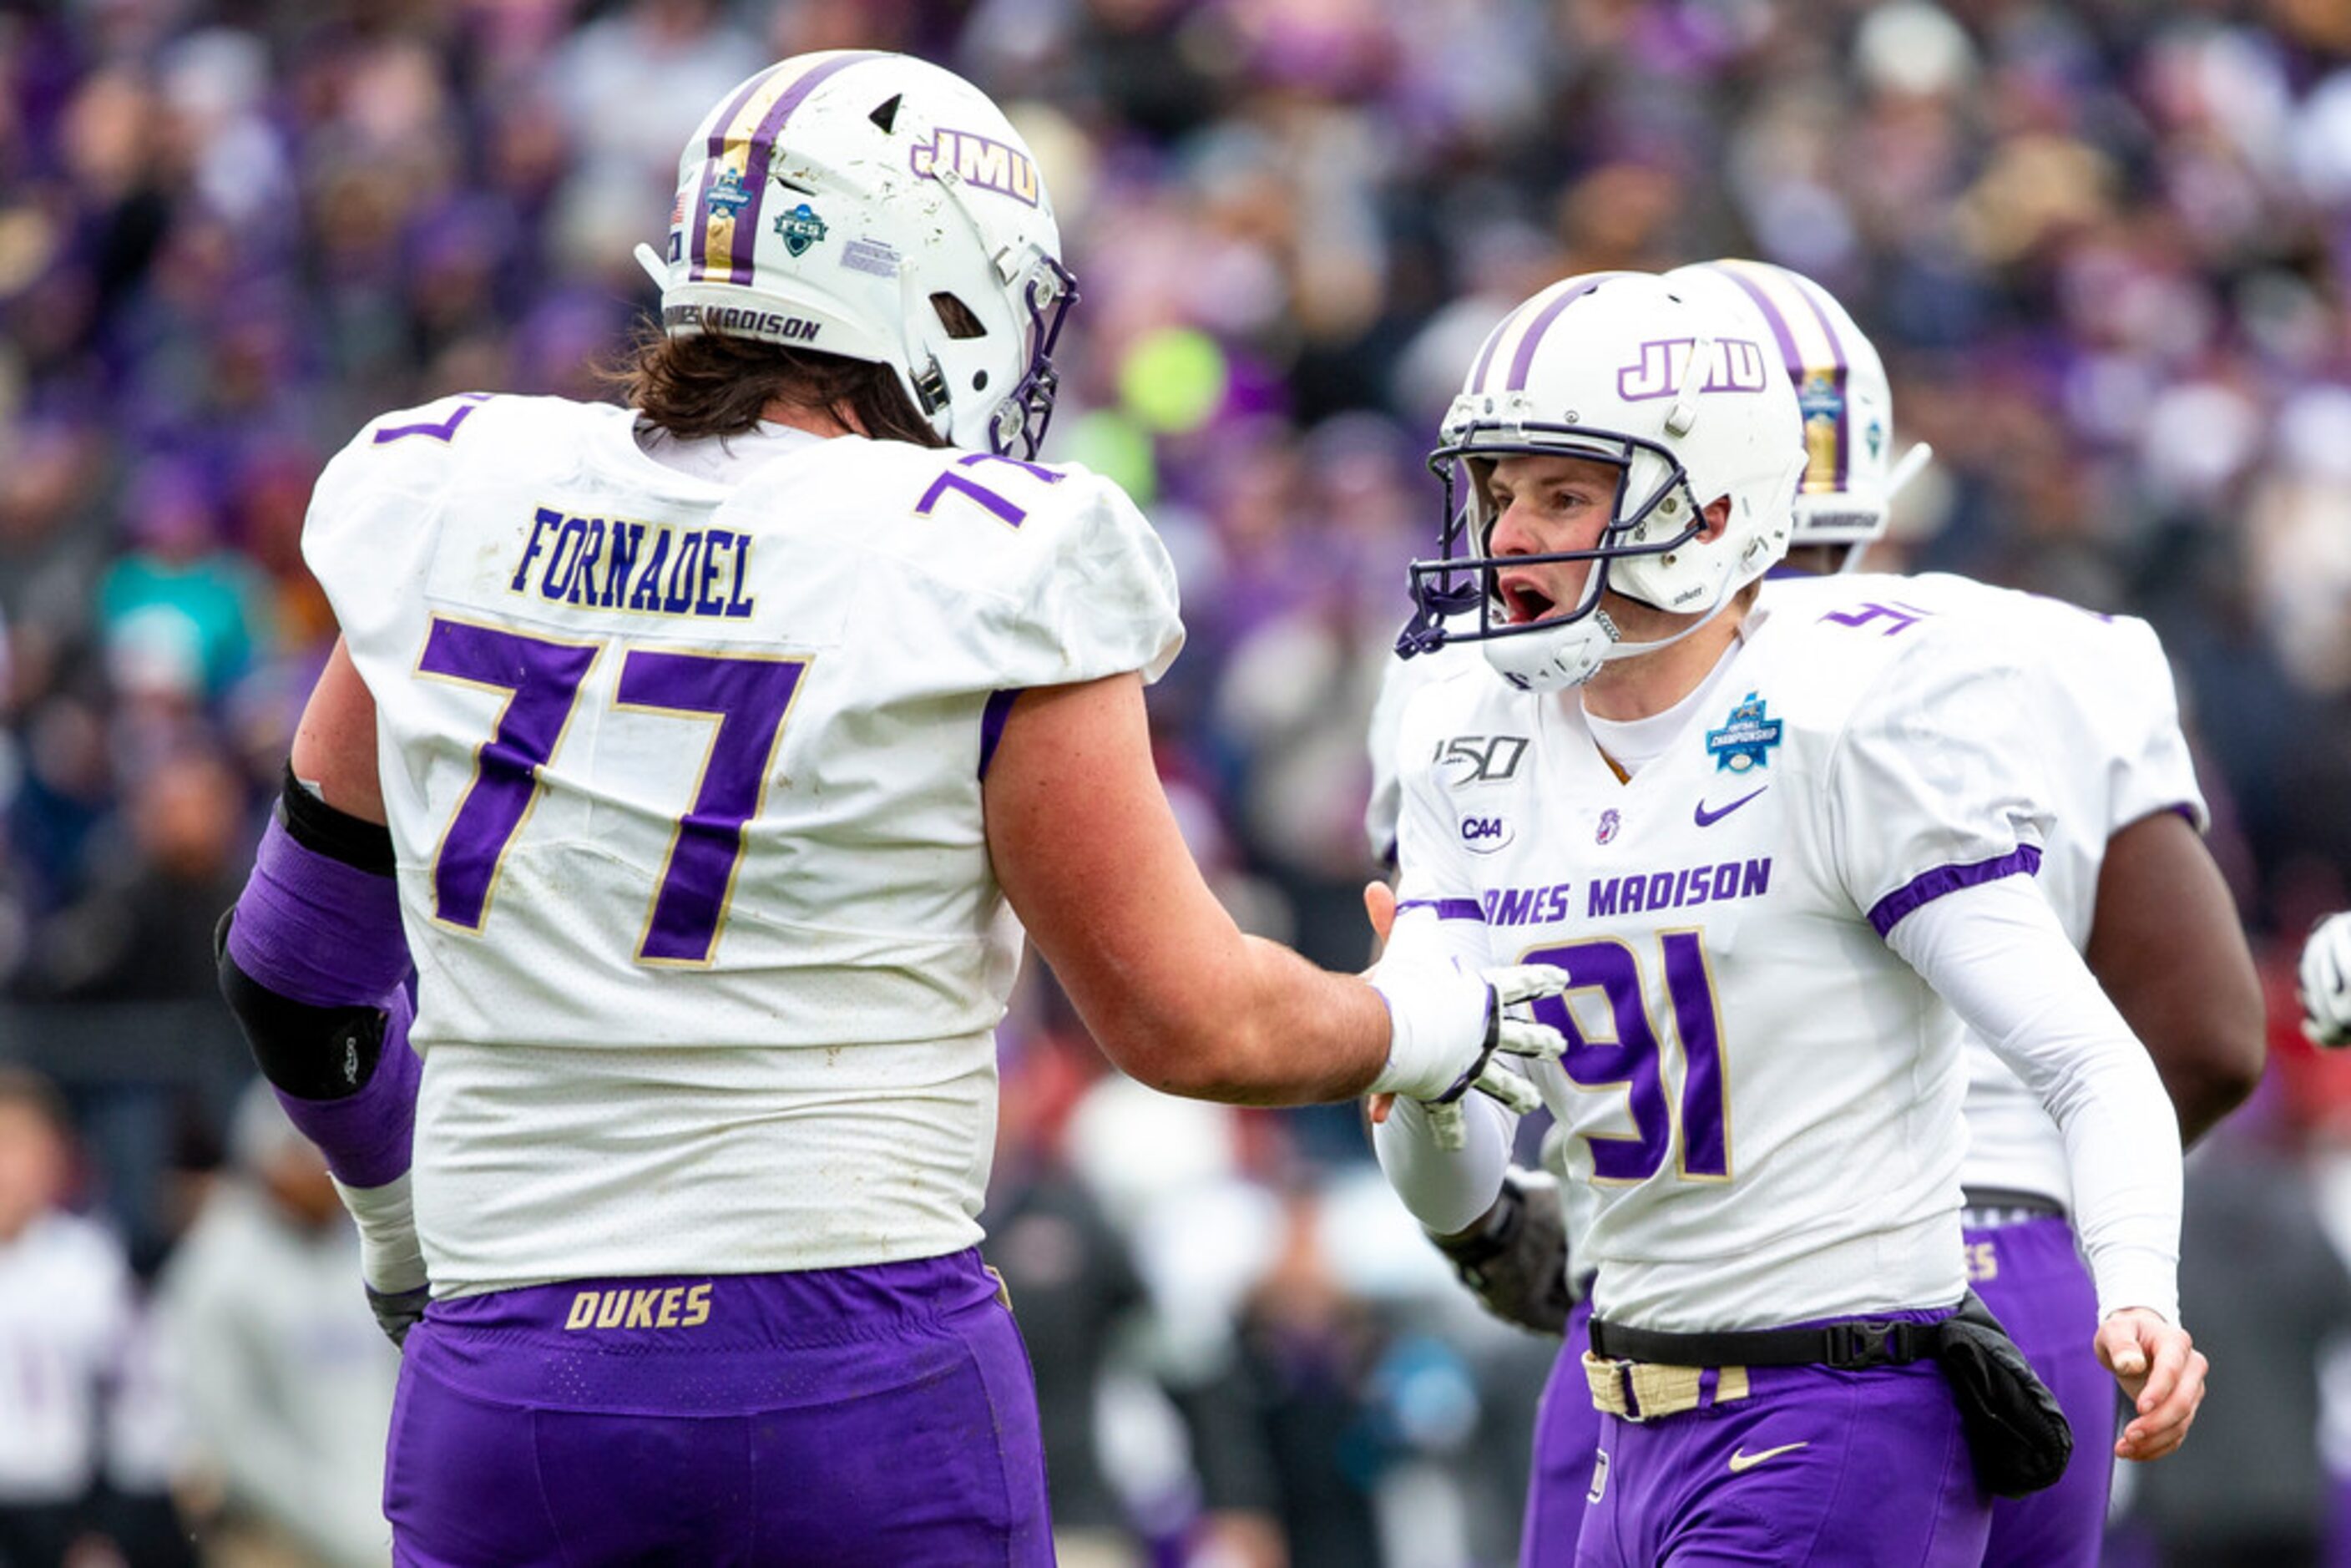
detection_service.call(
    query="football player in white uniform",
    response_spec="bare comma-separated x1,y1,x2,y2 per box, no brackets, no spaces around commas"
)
210,52,1568,1566
2304,913,2351,1048
1366,268,2208,1565
1368,260,2264,1565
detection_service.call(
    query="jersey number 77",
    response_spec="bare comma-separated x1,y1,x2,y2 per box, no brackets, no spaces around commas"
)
417,615,809,967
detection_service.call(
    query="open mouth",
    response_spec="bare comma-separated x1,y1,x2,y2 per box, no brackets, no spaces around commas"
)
1497,574,1559,625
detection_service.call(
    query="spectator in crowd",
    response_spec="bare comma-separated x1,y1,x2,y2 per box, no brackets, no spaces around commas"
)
0,1066,177,1568
156,1080,399,1568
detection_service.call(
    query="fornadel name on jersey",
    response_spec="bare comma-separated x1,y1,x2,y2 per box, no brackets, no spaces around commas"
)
508,505,759,621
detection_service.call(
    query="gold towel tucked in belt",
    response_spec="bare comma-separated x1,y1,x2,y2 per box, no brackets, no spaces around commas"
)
1583,1351,1752,1421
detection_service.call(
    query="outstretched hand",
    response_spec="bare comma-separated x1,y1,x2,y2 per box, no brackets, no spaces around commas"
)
1363,881,1545,1146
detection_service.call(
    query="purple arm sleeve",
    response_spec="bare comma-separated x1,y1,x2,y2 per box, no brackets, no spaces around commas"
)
226,816,419,1189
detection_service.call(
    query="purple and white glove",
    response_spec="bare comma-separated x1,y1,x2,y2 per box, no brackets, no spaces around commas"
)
1368,955,1569,1108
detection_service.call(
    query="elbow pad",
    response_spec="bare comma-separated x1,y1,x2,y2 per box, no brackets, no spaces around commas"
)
217,910,390,1100
217,766,410,1100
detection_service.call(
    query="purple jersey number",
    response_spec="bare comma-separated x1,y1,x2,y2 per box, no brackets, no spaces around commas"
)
420,617,806,964
1526,933,1730,1181
418,620,600,932
614,650,807,964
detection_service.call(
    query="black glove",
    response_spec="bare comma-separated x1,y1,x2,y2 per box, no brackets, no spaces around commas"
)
366,1282,430,1349
1429,1166,1571,1335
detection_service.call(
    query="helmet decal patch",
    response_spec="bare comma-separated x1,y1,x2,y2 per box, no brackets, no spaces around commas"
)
692,50,881,285
910,129,1040,205
840,236,901,277
772,201,830,257
1705,692,1784,774
705,168,753,220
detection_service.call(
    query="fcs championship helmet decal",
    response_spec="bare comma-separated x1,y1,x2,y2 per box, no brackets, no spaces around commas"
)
1402,271,1806,692
637,51,1076,459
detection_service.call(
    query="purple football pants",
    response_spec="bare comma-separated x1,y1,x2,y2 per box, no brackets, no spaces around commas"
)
1969,1215,2113,1568
1523,1299,1597,1566
1524,1220,2108,1565
1570,1308,1986,1566
384,1249,1051,1566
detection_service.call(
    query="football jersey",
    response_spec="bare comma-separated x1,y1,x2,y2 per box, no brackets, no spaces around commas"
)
1389,584,2057,1333
304,393,1182,1295
1765,573,2205,1208
0,1213,134,1502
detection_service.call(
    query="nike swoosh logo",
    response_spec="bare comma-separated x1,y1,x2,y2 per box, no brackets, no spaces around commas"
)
1694,787,1768,827
1727,1441,1808,1474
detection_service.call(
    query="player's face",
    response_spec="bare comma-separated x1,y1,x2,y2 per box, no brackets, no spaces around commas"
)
1481,452,1621,626
0,1101,66,1242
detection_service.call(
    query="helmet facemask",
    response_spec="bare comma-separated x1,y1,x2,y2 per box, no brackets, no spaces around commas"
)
1401,421,1707,670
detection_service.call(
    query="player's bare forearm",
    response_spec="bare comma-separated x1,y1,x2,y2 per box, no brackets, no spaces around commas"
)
988,675,1393,1103
2086,811,2263,1145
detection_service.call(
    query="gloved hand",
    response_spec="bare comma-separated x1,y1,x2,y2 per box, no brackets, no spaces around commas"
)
1367,953,1570,1104
1428,1165,1572,1336
365,1282,430,1349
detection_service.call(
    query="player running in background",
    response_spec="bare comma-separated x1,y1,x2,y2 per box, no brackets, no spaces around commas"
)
1367,259,2263,1566
211,51,1566,1566
1367,267,2207,1565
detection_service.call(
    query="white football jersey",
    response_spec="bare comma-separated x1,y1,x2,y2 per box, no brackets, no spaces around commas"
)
0,1213,134,1501
1766,573,2204,1208
1391,584,2059,1332
305,393,1182,1295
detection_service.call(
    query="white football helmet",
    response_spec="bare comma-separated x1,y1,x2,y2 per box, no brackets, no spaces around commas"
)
1664,259,1931,571
1402,271,1807,692
635,51,1076,458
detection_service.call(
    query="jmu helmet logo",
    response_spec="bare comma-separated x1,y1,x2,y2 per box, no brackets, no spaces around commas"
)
772,201,829,258
1618,337,1771,402
909,129,1041,207
705,168,752,219
1705,691,1784,773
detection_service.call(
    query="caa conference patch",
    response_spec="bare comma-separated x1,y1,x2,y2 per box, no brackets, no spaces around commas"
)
1706,691,1783,773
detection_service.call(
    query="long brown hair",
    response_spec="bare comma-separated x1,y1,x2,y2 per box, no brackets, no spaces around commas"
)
609,326,944,447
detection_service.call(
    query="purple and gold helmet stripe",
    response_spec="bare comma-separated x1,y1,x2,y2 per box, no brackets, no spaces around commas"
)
1504,272,1631,392
690,52,883,285
1707,260,1850,493
1464,273,1632,397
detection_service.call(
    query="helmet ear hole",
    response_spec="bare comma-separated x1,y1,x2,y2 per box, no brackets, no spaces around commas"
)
931,293,988,340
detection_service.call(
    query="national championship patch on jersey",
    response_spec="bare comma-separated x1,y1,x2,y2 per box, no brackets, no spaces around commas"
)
1704,691,1783,773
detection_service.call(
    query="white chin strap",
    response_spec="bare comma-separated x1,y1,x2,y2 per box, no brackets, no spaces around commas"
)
1595,590,1737,665
1887,440,1934,498
633,243,668,291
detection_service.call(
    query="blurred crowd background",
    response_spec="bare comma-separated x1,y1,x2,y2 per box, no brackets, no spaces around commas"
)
2,0,2349,1565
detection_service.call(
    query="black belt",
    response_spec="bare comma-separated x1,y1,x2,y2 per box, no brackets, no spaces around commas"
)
1586,1313,1943,1371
